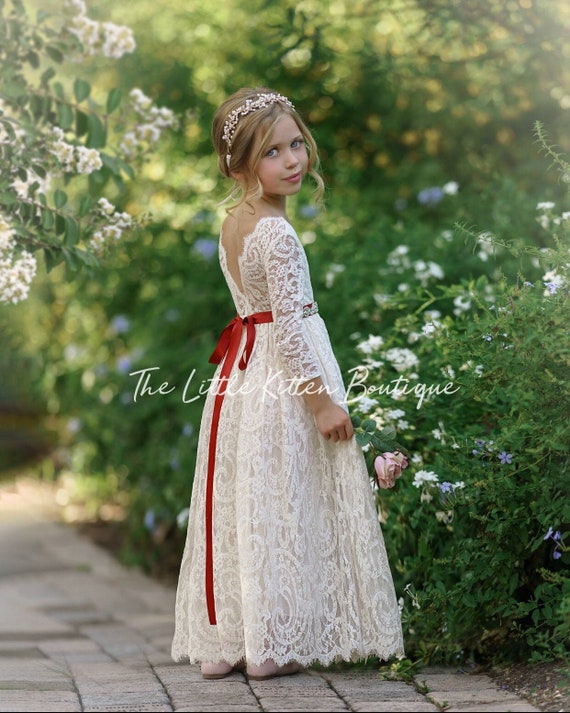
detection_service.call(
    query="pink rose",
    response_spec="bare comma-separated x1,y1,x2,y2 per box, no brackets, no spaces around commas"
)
374,451,408,489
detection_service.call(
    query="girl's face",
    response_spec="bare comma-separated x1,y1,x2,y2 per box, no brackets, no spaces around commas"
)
253,115,309,203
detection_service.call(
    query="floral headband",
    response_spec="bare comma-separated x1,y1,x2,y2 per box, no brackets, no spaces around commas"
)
222,92,294,167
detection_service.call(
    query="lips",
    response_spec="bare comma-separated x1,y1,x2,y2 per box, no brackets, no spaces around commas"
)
284,172,302,182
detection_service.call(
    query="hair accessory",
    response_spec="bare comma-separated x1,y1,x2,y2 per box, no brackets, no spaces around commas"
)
223,92,294,167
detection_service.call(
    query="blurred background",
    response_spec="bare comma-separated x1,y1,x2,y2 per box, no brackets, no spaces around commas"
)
1,0,569,665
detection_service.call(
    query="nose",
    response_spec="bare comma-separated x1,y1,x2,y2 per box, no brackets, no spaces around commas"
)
285,148,298,167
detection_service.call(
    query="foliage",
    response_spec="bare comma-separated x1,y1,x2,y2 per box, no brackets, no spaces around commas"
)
2,0,570,668
0,0,177,303
350,128,569,664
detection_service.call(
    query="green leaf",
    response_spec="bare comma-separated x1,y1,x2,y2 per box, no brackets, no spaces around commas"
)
355,431,371,448
32,164,47,179
44,247,63,272
370,432,394,451
63,216,79,246
53,82,65,100
115,157,135,179
380,425,397,440
0,119,16,141
41,208,54,230
106,87,122,114
55,213,65,235
62,247,80,271
0,191,18,206
75,109,88,137
40,66,56,87
86,113,107,148
57,102,74,130
27,51,40,68
361,418,377,432
74,78,91,103
29,94,44,120
46,45,64,63
54,189,67,208
78,195,92,217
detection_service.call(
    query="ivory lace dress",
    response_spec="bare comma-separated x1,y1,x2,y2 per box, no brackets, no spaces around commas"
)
171,216,404,667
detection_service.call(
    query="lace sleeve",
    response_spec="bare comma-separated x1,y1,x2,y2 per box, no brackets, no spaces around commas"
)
261,223,322,383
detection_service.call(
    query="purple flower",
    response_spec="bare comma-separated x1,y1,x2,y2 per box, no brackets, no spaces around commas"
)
544,526,554,540
144,509,156,531
498,451,512,464
110,314,130,334
544,281,559,294
299,204,318,218
417,186,444,206
440,482,453,493
193,238,217,260
116,355,133,373
553,549,562,560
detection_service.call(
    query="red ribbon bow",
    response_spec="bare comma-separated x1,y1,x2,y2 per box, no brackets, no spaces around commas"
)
204,311,273,624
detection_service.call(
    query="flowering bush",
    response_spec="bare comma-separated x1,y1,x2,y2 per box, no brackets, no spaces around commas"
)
343,130,569,664
0,0,177,304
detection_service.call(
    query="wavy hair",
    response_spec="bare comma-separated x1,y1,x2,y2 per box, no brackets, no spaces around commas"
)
211,86,325,212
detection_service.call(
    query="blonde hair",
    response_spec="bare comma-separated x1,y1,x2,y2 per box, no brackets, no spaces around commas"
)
211,86,325,212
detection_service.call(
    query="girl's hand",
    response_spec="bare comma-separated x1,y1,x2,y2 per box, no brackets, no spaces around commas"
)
314,402,354,442
299,377,354,442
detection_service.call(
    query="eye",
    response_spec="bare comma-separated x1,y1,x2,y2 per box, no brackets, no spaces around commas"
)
291,139,301,149
266,147,278,158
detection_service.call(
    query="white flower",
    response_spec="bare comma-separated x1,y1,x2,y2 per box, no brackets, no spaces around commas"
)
135,123,162,144
325,263,345,288
101,22,136,59
98,198,116,216
119,131,139,158
75,146,102,174
435,510,454,524
0,249,37,304
413,469,439,488
413,259,444,285
356,334,384,354
130,88,153,112
176,507,190,529
355,396,380,413
442,181,459,195
382,347,419,372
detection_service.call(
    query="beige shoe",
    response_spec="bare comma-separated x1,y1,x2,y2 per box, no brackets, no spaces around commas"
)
246,660,301,681
201,660,246,680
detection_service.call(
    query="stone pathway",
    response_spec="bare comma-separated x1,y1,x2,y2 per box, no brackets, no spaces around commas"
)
0,478,540,712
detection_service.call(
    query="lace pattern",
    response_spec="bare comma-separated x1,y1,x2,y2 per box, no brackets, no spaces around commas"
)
171,216,404,666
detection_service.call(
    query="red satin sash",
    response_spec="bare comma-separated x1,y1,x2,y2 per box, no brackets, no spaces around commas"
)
205,311,273,625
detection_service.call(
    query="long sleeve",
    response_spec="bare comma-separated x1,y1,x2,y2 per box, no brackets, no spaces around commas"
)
261,222,321,383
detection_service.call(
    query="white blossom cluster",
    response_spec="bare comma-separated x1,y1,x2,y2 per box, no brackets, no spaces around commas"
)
49,127,102,175
0,214,37,304
88,198,134,256
63,0,136,59
119,88,179,159
385,244,445,286
536,201,570,231
382,347,420,374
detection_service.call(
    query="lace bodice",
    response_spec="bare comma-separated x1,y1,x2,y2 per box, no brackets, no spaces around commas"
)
219,216,321,383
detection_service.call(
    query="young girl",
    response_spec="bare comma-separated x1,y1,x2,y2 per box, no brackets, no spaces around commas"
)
171,87,404,680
